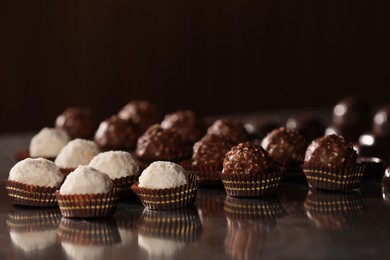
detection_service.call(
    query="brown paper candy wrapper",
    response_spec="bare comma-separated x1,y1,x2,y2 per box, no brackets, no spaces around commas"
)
137,206,202,242
6,207,61,232
55,190,119,218
14,149,56,162
4,180,59,207
57,217,121,245
180,160,222,187
224,196,286,220
112,175,139,199
303,164,365,191
281,162,306,183
357,157,386,182
304,189,364,230
131,173,199,211
218,170,283,197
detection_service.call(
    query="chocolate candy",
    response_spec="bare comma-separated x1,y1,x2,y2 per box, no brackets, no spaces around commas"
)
161,110,205,145
94,116,139,151
372,104,390,137
55,107,97,140
304,134,357,168
244,117,281,140
261,127,306,166
223,142,275,175
135,124,184,161
286,113,324,142
118,101,162,132
207,118,250,144
327,96,371,142
192,134,235,169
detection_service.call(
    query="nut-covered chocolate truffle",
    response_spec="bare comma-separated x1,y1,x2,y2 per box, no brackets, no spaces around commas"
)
207,118,250,144
55,107,97,140
94,116,139,151
161,110,205,145
118,101,162,132
261,127,306,166
192,134,235,169
223,142,275,175
286,114,324,142
304,134,357,168
135,124,184,162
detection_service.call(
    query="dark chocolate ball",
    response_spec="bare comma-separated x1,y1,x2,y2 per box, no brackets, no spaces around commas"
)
304,134,357,168
331,96,371,129
55,107,97,139
94,116,140,151
118,101,162,132
244,117,281,140
135,124,184,162
327,96,371,142
372,104,390,137
223,142,274,175
207,118,250,144
161,110,206,145
192,134,235,169
286,114,324,142
261,127,307,166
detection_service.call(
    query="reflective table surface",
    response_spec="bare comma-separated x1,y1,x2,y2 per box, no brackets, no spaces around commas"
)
1,133,390,260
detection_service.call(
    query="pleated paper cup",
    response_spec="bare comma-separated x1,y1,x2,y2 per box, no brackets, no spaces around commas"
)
55,189,119,218
137,206,202,243
180,160,222,187
303,164,365,191
224,196,286,220
112,175,139,199
304,189,364,230
218,170,283,197
57,217,121,245
131,173,199,211
14,149,56,162
4,180,59,207
6,207,61,232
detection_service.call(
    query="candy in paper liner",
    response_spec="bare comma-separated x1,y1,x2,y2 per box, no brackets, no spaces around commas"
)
55,189,119,218
303,164,365,191
6,207,61,252
218,169,283,197
112,175,139,199
14,149,56,162
4,180,59,207
304,189,365,230
131,173,199,211
180,160,222,187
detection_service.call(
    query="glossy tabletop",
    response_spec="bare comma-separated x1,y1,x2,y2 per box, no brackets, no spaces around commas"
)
1,133,390,260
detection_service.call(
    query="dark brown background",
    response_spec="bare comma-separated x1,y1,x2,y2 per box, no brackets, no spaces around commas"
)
1,1,389,133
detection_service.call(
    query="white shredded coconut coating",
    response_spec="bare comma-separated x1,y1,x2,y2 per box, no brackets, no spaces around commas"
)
9,158,64,187
89,151,139,179
60,165,113,195
29,127,70,157
138,161,187,189
55,139,99,168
